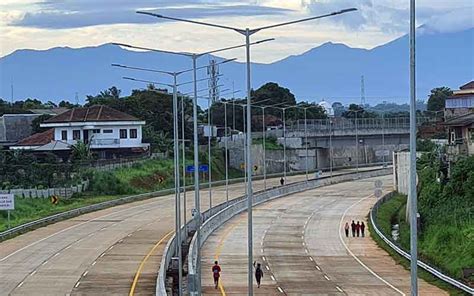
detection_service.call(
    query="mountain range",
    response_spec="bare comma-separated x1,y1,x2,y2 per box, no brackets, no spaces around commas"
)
0,27,472,105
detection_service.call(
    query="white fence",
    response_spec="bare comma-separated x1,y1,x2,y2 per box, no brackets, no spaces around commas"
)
0,180,89,199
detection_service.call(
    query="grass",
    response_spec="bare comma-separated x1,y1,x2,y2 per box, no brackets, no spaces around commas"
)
371,193,471,295
0,149,244,234
0,193,125,232
253,137,283,150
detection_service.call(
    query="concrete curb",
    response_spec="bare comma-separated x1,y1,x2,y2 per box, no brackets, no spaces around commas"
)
157,167,392,295
370,192,474,294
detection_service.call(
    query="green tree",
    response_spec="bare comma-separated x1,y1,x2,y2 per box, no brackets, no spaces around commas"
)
427,87,452,112
70,141,92,162
31,114,53,133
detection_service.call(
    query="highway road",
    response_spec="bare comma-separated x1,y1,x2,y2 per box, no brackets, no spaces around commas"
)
201,175,448,295
0,172,320,296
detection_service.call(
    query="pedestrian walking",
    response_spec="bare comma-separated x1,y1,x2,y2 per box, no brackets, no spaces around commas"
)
361,221,366,237
351,220,356,237
254,262,264,288
356,221,361,237
212,261,221,289
280,177,284,186
344,222,350,238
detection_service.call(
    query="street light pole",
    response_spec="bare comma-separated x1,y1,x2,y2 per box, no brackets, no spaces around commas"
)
138,9,358,294
262,107,267,189
304,108,308,182
283,108,287,182
181,90,187,243
409,0,418,294
207,90,213,211
224,101,229,205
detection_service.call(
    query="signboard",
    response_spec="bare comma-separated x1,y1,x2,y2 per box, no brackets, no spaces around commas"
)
375,150,390,157
198,165,209,173
186,165,195,173
51,195,59,205
0,194,14,210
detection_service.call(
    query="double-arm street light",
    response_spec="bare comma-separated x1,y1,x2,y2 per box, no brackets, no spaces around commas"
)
137,8,358,294
116,38,274,293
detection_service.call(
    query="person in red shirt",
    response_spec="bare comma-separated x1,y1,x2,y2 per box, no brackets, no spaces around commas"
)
212,261,221,289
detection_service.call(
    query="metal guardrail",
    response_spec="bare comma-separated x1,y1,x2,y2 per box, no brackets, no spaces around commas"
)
0,168,342,242
370,192,474,295
157,167,392,295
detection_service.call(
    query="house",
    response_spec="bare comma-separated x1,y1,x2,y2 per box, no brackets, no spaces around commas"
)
444,112,474,158
11,105,150,159
445,81,474,119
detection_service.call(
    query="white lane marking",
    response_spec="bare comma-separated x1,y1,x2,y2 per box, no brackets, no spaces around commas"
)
88,233,95,237
41,260,48,266
305,249,309,254
301,230,304,234
99,253,105,258
316,266,321,271
127,234,132,237
261,248,264,253
336,286,344,292
265,265,270,271
53,252,60,257
118,239,123,243
74,282,80,288
91,261,97,266
339,194,406,296
309,257,314,261
324,275,330,281
64,246,71,250
271,275,276,281
18,281,24,288
277,286,284,293
30,270,37,276
108,246,114,250
82,271,88,277
0,196,168,262
262,256,266,261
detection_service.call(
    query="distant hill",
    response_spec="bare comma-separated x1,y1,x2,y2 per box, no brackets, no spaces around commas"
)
0,27,472,105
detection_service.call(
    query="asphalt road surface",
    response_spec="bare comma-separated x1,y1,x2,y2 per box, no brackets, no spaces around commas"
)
201,175,448,295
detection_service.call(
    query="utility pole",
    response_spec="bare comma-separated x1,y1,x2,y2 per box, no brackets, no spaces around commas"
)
360,75,366,107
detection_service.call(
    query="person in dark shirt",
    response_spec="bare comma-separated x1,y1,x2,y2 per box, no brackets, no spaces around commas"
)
351,220,356,237
212,261,221,289
255,262,263,287
280,177,284,186
356,221,361,237
361,221,366,237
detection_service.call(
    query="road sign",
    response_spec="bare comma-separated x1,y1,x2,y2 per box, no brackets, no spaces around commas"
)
253,165,258,172
186,165,195,173
0,194,14,210
199,164,209,173
158,176,165,184
240,163,245,169
374,180,383,189
51,195,59,205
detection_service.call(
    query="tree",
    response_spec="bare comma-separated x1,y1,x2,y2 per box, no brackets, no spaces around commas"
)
70,141,92,162
427,87,452,112
342,104,378,118
58,100,79,108
31,114,53,133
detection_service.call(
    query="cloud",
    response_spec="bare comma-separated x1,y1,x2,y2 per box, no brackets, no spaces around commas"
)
10,0,293,29
420,8,474,34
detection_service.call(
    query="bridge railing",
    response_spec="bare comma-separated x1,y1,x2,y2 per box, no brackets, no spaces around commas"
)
287,117,431,133
370,192,474,294
161,167,392,296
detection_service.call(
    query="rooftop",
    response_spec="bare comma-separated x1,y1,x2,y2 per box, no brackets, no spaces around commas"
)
444,112,474,127
44,105,139,123
15,129,54,146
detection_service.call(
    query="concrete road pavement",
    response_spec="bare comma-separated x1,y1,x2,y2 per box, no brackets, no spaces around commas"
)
201,175,448,295
0,172,316,296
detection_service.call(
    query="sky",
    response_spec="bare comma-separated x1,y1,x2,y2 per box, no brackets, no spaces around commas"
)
1,0,473,63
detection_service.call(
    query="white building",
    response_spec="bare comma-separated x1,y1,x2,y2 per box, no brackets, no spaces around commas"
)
11,105,149,159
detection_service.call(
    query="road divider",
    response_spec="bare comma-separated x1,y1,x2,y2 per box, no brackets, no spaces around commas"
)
157,167,392,295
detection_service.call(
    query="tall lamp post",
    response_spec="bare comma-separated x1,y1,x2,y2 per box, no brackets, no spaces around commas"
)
138,8,358,294
113,40,271,291
409,0,418,294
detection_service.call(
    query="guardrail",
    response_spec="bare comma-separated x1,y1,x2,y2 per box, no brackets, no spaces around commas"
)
157,167,392,295
370,192,474,294
0,167,344,242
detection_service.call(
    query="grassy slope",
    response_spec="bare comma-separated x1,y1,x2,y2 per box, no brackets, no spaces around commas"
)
0,150,242,232
372,193,470,295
